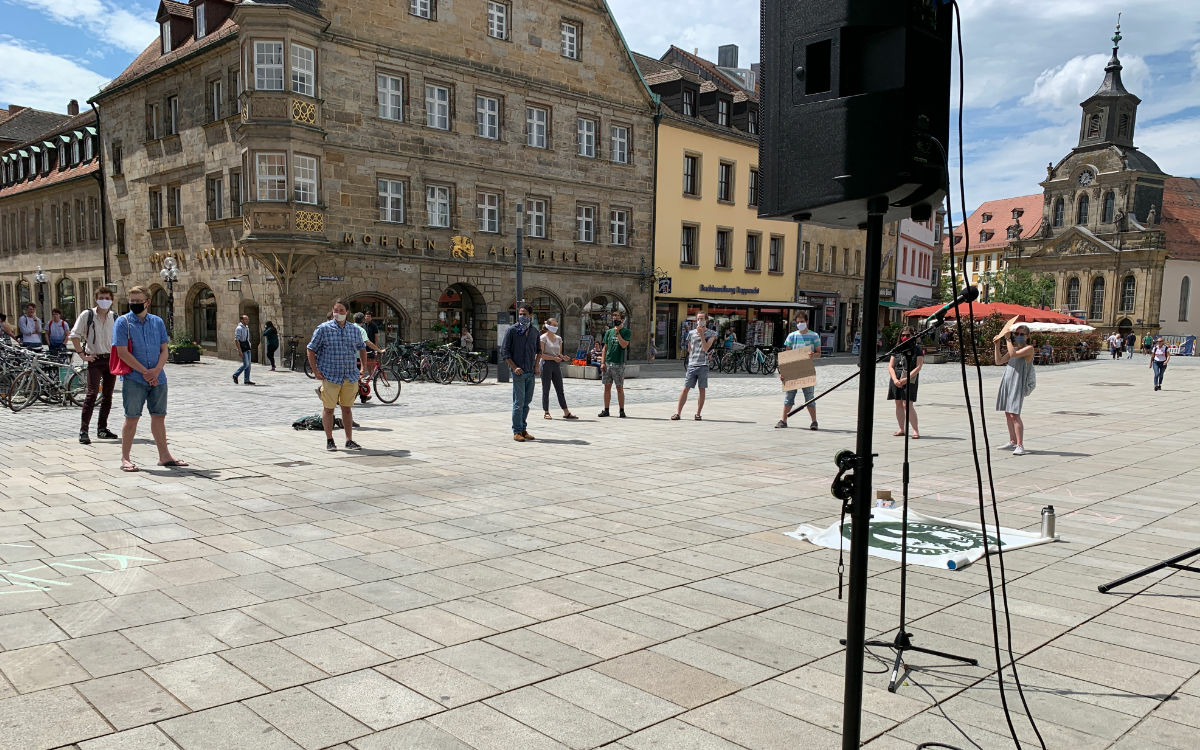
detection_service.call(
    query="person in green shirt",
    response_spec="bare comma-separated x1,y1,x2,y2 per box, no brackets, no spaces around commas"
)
598,311,631,417
1142,333,1153,355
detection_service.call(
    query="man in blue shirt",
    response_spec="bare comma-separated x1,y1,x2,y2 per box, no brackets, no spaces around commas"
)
777,312,822,430
232,315,256,385
307,299,366,451
113,286,186,471
501,303,539,441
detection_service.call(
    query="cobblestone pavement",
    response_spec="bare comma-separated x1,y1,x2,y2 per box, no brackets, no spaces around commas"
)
0,353,1196,749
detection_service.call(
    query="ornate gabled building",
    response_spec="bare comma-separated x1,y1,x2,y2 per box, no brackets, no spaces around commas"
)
1008,28,1199,341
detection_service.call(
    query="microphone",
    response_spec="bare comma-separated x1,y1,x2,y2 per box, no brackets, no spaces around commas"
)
923,285,980,327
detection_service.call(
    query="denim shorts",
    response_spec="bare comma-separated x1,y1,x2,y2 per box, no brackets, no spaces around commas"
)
122,379,168,418
784,386,815,407
684,365,709,389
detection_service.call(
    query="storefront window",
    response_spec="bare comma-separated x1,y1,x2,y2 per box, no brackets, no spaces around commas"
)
437,284,483,344
509,290,563,334
582,294,628,342
349,296,408,345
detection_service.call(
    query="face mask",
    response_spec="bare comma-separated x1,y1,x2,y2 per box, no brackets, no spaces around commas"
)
518,315,531,327
1013,335,1027,346
901,335,911,342
335,313,347,323
546,324,558,333
797,322,807,331
97,299,113,310
613,320,622,327
129,303,145,314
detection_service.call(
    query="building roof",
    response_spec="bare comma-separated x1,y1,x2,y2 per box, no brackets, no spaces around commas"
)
160,0,194,21
0,159,98,200
95,16,238,99
662,45,757,100
0,107,71,146
944,193,1044,255
1161,176,1200,261
1,109,100,199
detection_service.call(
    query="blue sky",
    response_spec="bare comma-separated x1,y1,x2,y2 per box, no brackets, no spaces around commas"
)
3,0,1198,216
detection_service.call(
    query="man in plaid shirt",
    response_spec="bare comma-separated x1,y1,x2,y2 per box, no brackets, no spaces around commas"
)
307,299,366,451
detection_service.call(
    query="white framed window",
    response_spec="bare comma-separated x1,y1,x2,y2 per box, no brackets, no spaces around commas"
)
769,236,784,272
609,209,628,246
254,41,284,91
526,198,546,238
487,1,508,40
610,125,629,164
291,44,315,97
576,118,596,158
576,204,595,242
526,106,548,148
377,74,404,121
477,191,500,233
410,0,433,19
41,150,50,173
717,99,730,126
85,138,94,161
148,102,161,140
209,78,223,121
161,21,171,54
255,153,287,202
166,96,179,135
71,140,81,164
195,3,206,39
378,179,405,223
560,21,579,59
682,89,695,116
206,176,224,221
293,155,318,204
58,143,67,166
476,95,499,139
425,84,450,130
426,185,451,227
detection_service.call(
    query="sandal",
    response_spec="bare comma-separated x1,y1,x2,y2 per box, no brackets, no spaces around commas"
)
544,412,552,420
893,431,905,436
670,414,681,421
120,461,139,473
694,414,702,421
563,413,578,420
911,434,921,440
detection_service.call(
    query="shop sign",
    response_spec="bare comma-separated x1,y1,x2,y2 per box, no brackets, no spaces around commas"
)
880,287,894,299
796,295,809,304
699,284,760,295
318,275,344,282
342,233,582,263
657,278,672,294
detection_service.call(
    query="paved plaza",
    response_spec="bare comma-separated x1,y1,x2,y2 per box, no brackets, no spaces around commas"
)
0,354,1197,749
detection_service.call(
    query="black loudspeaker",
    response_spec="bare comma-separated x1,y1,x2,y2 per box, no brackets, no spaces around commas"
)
759,0,952,228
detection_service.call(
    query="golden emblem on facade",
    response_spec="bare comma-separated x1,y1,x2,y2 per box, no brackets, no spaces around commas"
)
450,235,475,260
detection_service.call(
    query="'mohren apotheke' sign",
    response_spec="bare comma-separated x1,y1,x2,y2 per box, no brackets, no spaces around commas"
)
700,284,761,295
341,233,582,263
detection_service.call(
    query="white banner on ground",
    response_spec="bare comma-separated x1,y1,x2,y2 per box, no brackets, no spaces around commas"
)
785,508,1054,570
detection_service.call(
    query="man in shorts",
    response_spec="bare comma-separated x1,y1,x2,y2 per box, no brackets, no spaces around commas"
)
776,312,822,430
113,286,186,471
598,310,630,418
307,299,366,451
671,311,716,420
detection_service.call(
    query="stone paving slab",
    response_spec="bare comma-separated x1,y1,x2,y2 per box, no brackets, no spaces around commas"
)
0,356,1197,748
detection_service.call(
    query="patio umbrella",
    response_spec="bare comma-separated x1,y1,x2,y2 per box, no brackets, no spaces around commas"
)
905,301,1085,324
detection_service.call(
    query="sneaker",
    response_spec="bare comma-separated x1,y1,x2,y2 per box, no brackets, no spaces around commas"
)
345,440,362,450
79,432,91,445
96,429,118,440
315,387,322,397
1000,441,1017,450
513,433,526,442
774,420,787,428
810,422,819,431
598,409,610,418
1013,446,1026,456
326,439,337,451
232,375,239,384
619,410,627,418
244,381,257,386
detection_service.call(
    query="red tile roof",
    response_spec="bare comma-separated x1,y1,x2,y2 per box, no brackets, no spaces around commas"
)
662,46,757,101
95,17,238,99
0,160,99,200
161,0,195,20
943,193,1044,254
1161,176,1200,261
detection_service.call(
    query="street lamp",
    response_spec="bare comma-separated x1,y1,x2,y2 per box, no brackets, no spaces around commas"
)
227,273,250,294
34,265,47,312
159,256,179,334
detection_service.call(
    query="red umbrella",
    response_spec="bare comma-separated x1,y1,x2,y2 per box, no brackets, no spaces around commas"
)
905,301,1085,324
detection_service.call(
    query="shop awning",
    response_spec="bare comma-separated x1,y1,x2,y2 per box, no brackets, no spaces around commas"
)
879,301,910,309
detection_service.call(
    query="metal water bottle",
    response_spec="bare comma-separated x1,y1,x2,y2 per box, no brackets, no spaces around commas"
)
1040,505,1056,539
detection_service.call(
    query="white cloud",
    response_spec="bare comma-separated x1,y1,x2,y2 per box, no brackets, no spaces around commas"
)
1022,54,1150,113
10,0,157,55
1138,116,1200,178
0,38,109,112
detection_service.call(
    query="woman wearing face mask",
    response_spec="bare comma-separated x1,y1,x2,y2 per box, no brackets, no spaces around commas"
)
539,318,577,420
994,323,1035,455
887,326,923,438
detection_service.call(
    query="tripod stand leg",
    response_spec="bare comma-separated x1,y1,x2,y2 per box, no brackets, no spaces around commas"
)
1098,546,1200,593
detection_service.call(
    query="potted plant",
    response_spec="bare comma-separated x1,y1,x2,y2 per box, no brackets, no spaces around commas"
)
168,329,202,364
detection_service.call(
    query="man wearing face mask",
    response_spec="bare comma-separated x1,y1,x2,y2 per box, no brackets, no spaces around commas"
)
776,312,822,430
501,303,539,441
307,299,367,451
70,286,119,445
598,311,630,417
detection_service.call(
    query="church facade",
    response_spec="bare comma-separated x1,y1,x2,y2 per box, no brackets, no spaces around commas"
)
1008,31,1199,342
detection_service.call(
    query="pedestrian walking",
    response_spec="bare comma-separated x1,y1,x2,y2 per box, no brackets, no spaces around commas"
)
354,312,384,376
46,309,70,356
18,303,43,351
501,303,539,441
994,323,1035,455
232,315,256,385
538,317,577,420
263,321,279,371
70,287,119,445
672,311,716,421
1107,331,1121,359
1142,333,1152,355
888,325,923,438
307,299,366,451
1125,332,1136,359
598,310,630,418
1149,336,1170,390
113,286,186,471
776,313,822,430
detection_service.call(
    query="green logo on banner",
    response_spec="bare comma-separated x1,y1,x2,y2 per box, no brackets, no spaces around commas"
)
841,521,1003,556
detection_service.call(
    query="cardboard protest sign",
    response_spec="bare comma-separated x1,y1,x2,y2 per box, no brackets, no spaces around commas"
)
778,348,817,391
992,315,1020,342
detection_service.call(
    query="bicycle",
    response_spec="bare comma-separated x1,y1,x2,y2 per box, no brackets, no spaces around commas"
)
745,345,780,375
283,336,303,372
437,345,489,384
7,355,86,412
358,363,401,404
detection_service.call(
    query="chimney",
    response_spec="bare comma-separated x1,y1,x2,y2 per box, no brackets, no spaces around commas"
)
718,44,738,68
67,99,79,116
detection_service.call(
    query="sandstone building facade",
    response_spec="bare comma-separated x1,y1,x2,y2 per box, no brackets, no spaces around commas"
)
92,0,656,360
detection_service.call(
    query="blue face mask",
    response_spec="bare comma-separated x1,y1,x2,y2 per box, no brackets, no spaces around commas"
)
517,315,531,328
1013,335,1027,346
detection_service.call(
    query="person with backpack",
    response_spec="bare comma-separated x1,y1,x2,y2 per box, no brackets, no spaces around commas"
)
46,309,71,356
70,287,119,445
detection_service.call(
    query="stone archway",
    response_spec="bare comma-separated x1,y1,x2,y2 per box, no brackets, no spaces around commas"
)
438,283,486,345
347,292,410,345
581,292,630,343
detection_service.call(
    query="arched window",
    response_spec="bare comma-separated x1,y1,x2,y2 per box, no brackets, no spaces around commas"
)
1066,277,1080,310
1102,191,1116,223
1077,194,1090,225
1090,277,1105,320
56,277,77,323
1053,198,1064,227
1120,275,1135,312
1182,276,1191,322
191,286,218,348
151,288,169,321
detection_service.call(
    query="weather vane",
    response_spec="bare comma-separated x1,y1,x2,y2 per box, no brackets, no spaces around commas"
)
1112,12,1122,49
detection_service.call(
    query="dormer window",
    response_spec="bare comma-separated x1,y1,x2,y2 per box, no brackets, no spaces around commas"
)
682,89,695,117
981,213,992,223
161,20,171,54
717,99,729,126
1011,208,1023,219
979,229,993,242
195,3,206,40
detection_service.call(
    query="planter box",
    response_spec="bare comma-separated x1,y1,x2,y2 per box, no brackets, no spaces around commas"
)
168,347,201,364
563,364,639,379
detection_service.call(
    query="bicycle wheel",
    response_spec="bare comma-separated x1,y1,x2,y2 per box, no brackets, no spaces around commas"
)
466,360,488,384
65,370,87,405
373,368,401,403
746,351,761,374
763,351,778,375
303,358,315,378
433,359,455,385
8,370,40,412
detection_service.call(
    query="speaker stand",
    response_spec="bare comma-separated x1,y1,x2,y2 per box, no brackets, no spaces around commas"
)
1098,547,1200,593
